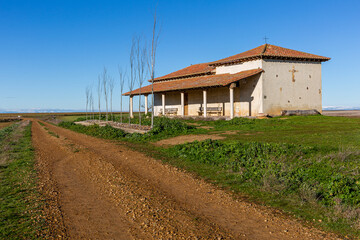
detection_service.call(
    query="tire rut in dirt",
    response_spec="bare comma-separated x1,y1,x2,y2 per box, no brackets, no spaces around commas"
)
32,121,232,239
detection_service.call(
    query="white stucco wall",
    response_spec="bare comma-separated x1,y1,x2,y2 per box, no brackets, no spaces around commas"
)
262,59,322,115
153,59,323,117
215,59,262,74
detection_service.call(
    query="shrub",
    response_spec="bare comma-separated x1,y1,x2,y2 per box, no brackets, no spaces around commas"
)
149,117,195,135
169,139,360,208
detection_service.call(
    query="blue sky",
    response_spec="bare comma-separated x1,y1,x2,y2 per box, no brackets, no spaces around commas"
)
0,0,359,112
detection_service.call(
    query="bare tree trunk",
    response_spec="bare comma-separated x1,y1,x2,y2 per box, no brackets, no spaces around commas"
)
149,10,160,128
129,37,137,125
102,67,109,122
85,87,88,121
118,66,125,124
89,90,94,121
109,77,115,122
97,76,102,121
85,86,91,121
135,36,148,126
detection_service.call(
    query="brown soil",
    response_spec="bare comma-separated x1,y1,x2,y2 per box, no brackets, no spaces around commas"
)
0,122,15,129
31,119,340,239
185,122,201,126
323,110,360,118
197,125,214,129
154,134,225,146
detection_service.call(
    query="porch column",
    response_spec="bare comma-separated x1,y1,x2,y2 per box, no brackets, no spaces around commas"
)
229,85,234,119
144,94,148,114
130,95,134,118
162,93,165,115
203,89,207,118
181,92,185,116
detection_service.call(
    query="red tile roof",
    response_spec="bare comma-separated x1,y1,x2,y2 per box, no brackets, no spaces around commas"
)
152,63,214,82
124,69,263,96
210,44,331,66
149,44,330,82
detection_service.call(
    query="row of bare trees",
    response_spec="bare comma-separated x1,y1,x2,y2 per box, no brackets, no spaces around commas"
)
84,12,159,128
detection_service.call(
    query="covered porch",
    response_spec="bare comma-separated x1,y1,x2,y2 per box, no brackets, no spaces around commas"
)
124,68,263,119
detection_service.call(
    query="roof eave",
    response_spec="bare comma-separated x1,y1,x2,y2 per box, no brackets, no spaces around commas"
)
148,72,213,83
210,55,330,66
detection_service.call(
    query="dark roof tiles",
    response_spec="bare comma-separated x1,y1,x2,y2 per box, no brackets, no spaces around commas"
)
124,69,263,95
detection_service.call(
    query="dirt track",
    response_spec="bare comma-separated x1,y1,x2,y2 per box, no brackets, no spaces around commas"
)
31,120,340,239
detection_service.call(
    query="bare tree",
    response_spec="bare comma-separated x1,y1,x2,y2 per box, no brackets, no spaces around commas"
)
129,37,137,125
102,67,109,121
90,89,94,121
109,76,115,121
85,86,91,121
118,66,126,123
97,75,102,121
135,36,148,125
149,10,161,128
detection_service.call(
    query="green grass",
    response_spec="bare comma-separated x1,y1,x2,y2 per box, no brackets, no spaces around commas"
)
183,115,360,149
57,114,360,238
0,123,47,239
57,115,87,122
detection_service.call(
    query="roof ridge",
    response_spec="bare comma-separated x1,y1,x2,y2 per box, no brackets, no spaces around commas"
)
260,44,268,57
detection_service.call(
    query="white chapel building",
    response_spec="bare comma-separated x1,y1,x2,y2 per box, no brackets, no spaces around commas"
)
125,44,330,118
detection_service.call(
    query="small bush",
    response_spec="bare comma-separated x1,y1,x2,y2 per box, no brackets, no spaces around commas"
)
149,117,195,135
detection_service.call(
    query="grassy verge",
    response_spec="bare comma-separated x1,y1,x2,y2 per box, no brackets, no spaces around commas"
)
0,122,47,239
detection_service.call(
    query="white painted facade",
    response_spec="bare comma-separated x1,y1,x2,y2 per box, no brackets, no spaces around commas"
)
262,60,322,115
152,59,323,117
215,59,262,74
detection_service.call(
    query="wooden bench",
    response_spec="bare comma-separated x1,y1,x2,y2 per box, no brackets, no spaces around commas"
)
198,107,223,116
159,108,178,116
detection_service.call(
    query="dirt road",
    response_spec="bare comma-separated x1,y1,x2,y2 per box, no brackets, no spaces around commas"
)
32,120,339,239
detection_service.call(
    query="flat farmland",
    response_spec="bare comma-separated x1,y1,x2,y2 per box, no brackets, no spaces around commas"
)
2,114,359,239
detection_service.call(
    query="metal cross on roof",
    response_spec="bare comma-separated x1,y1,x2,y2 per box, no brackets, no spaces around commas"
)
263,36,269,44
